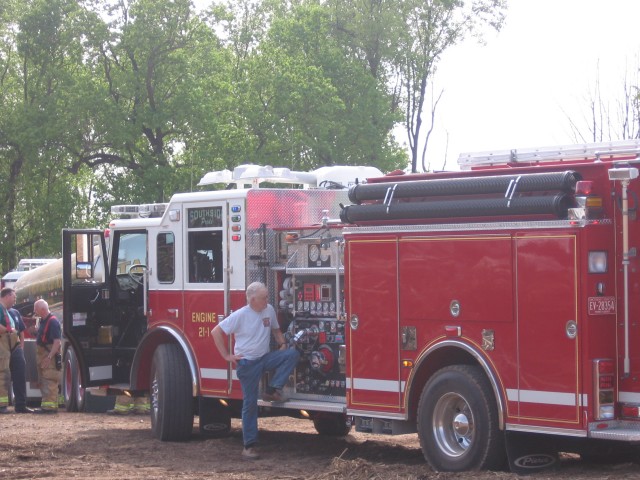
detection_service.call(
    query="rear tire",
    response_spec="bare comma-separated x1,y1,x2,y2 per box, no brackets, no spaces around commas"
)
198,396,231,438
150,344,194,441
417,365,505,472
62,349,78,412
312,412,352,436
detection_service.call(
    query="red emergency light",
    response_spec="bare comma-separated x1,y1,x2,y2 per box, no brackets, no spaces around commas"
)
575,180,593,195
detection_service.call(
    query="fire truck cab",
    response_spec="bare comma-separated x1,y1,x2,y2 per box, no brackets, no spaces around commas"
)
61,164,380,440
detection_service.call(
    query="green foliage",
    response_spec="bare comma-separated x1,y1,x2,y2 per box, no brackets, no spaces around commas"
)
0,0,505,271
236,3,405,170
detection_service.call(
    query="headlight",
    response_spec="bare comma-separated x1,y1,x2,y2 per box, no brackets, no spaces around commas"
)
588,251,607,273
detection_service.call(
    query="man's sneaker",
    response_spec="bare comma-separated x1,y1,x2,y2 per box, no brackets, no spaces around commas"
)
262,389,287,403
0,406,9,414
242,447,260,460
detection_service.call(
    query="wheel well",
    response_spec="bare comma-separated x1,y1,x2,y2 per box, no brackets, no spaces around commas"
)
131,327,198,397
407,344,503,428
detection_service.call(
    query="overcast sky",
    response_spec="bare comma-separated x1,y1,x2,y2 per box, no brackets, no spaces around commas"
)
416,0,640,170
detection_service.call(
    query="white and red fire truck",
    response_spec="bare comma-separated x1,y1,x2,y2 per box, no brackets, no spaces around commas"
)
17,141,640,472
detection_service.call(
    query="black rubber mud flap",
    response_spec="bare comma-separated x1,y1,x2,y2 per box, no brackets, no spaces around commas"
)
505,431,558,475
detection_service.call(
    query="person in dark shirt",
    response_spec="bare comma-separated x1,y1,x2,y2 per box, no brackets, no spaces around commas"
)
0,288,33,413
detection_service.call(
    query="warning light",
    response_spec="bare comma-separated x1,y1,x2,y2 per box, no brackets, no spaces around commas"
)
232,234,241,241
575,180,593,195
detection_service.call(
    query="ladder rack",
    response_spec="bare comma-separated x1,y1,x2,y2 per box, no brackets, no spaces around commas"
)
457,140,640,170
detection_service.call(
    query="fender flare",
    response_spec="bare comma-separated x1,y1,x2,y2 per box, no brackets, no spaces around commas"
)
130,326,199,397
414,339,506,430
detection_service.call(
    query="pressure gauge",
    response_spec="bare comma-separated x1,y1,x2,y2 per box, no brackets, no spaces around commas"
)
308,244,320,263
319,245,330,263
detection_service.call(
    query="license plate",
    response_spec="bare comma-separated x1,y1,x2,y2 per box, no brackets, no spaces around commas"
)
588,296,616,315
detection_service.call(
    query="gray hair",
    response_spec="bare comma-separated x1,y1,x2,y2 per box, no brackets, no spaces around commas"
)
34,299,49,312
246,282,267,301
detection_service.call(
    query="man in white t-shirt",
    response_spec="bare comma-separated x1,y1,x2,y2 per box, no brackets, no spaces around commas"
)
212,282,299,460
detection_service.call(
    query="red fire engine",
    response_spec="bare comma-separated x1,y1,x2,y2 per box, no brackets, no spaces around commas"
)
19,141,640,472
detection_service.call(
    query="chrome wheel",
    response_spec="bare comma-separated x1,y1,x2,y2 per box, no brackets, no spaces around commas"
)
62,349,78,411
75,371,85,411
432,392,474,458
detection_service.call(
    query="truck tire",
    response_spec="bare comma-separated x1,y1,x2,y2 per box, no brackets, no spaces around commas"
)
417,365,505,471
150,343,194,441
198,396,231,438
62,348,78,412
312,412,352,436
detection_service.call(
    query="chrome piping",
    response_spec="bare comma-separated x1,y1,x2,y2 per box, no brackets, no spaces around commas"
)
343,219,609,236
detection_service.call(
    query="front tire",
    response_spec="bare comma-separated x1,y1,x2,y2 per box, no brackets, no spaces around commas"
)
150,344,194,441
417,365,505,472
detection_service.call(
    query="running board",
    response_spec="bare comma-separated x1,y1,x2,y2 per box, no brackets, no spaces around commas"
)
258,398,345,413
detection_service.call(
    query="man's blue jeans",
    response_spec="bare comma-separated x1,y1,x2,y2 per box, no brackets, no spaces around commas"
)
236,348,300,447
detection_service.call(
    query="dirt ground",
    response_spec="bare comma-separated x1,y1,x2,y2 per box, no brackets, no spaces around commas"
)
1,408,640,480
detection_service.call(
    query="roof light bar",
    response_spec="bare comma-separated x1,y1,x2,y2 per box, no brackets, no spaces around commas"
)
111,203,168,219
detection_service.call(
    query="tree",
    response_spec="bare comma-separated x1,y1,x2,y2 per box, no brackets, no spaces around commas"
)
0,0,234,269
0,0,94,268
76,0,234,205
229,2,406,170
565,58,640,143
327,0,506,172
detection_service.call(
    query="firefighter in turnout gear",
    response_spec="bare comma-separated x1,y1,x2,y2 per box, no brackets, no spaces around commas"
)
32,299,62,413
108,394,150,415
0,296,21,413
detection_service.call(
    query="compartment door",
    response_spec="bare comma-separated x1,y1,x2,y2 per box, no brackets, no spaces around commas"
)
346,236,401,412
515,234,580,426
